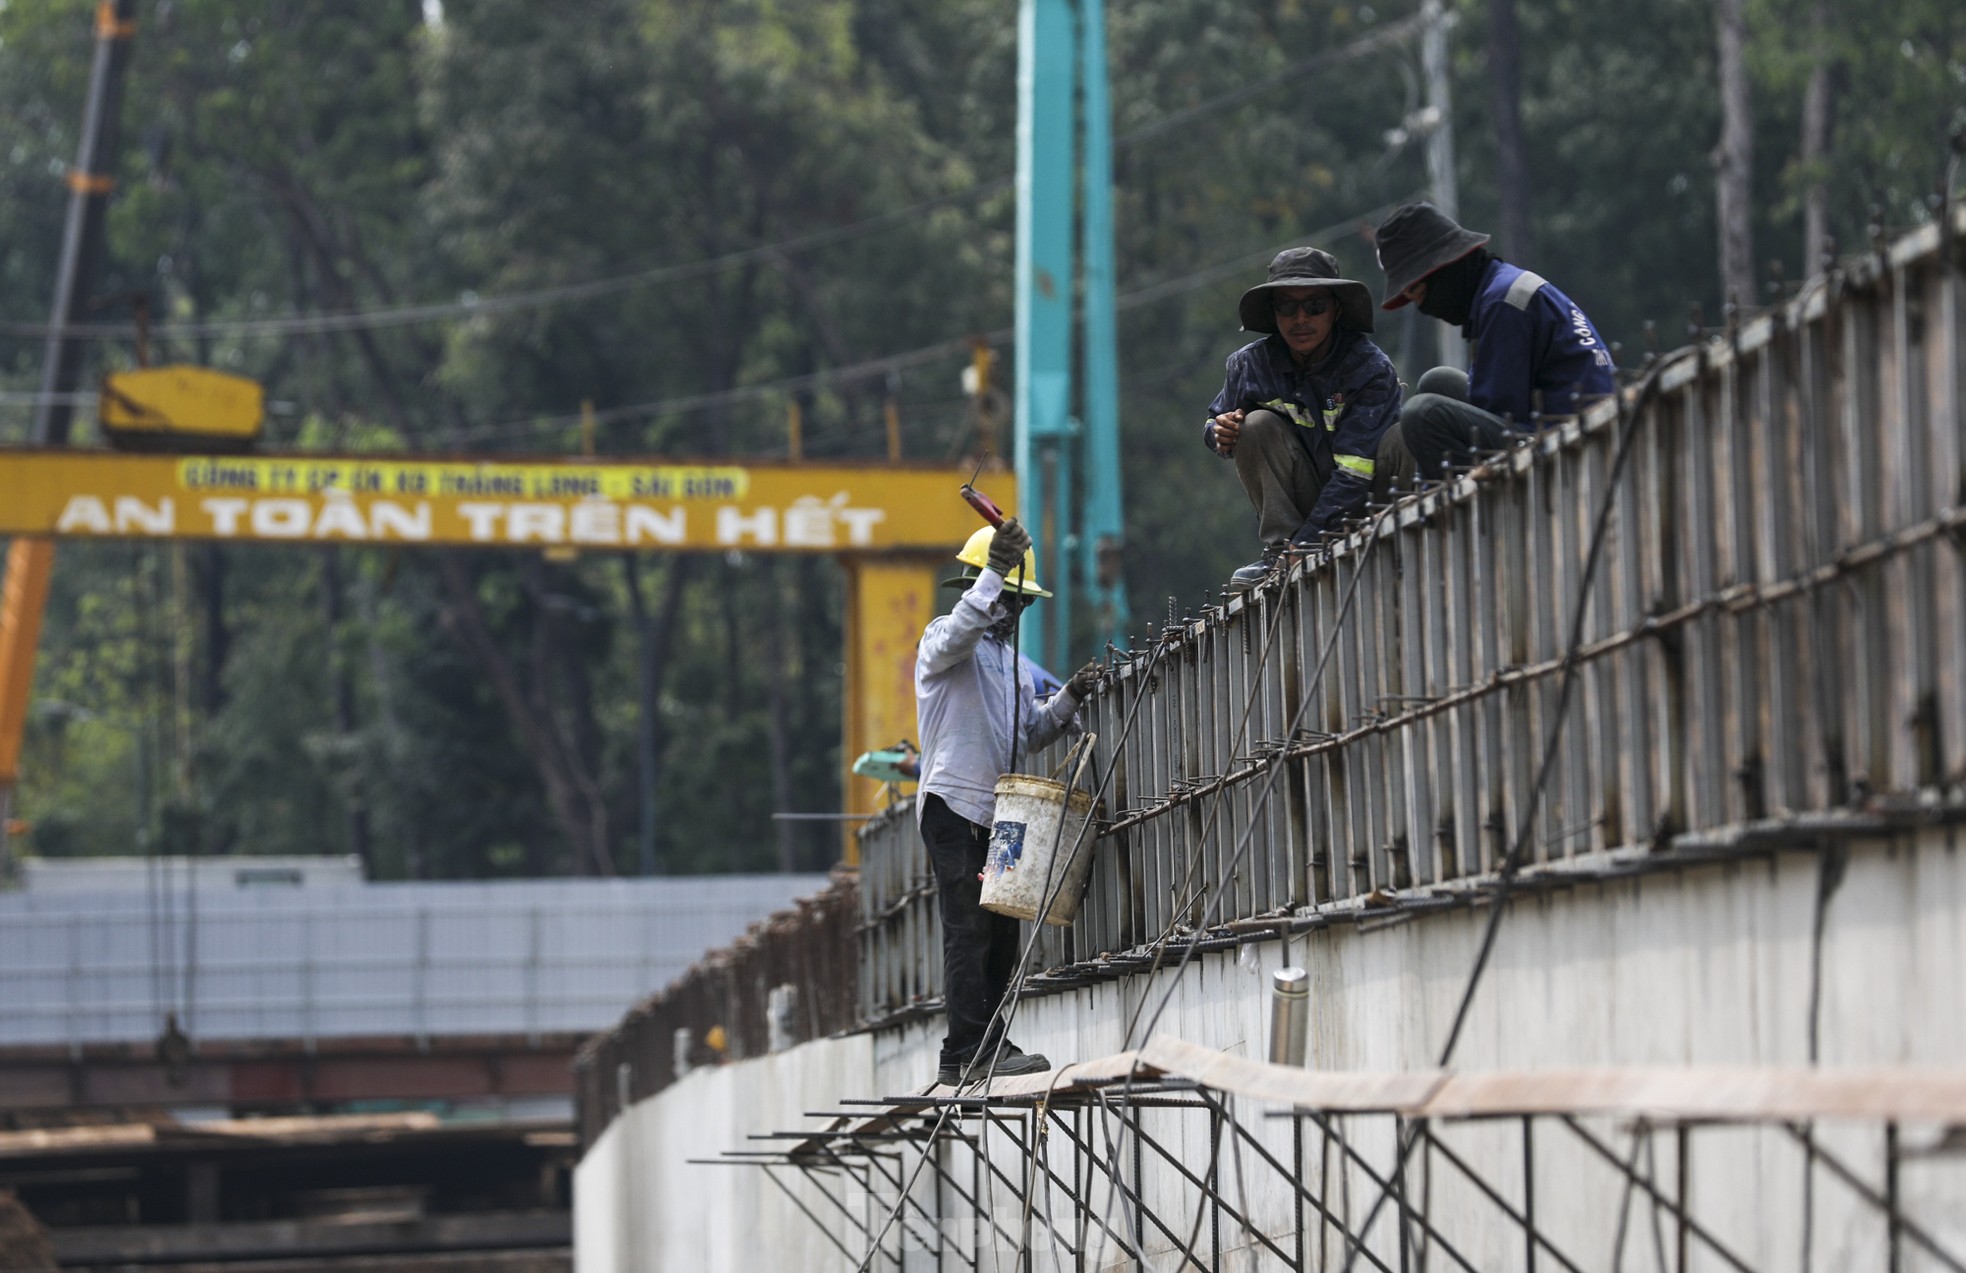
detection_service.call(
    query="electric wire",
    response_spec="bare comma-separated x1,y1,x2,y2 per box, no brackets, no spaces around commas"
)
0,197,1418,467
0,185,1011,343
1336,366,1670,1271
722,27,1424,1260
439,196,1420,449
843,304,1415,1261
892,482,1399,1270
1116,567,1322,1023
1115,13,1424,150
0,18,1423,348
848,633,1171,1271
1082,501,1400,1269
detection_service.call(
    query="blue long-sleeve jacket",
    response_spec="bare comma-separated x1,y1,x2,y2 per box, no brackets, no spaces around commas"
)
1467,260,1616,422
1203,328,1402,536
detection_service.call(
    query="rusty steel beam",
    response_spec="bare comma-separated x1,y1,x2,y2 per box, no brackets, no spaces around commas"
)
0,1033,580,1112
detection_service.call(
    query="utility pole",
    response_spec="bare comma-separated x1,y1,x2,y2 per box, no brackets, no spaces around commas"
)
1419,0,1463,370
0,0,141,875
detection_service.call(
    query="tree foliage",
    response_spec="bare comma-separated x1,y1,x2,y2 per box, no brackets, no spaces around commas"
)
1,0,1958,876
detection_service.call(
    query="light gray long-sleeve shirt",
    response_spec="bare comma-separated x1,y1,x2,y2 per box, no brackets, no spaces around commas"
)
915,568,1082,828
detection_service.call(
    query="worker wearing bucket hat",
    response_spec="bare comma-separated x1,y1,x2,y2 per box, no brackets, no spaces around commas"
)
916,517,1100,1088
1374,201,1616,480
1204,247,1404,592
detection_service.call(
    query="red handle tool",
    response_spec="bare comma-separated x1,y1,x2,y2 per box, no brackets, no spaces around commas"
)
960,483,1006,527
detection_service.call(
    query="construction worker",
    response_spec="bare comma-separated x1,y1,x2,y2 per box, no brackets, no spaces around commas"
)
916,517,1098,1087
1204,247,1403,592
1374,201,1616,480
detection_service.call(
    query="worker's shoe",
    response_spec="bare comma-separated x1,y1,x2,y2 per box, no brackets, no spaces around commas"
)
938,1042,1052,1088
1227,545,1284,594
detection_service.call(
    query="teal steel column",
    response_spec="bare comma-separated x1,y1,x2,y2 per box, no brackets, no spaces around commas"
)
1078,0,1130,652
1015,0,1075,672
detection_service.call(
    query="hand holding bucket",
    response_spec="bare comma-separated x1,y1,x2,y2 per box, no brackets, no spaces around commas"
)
980,734,1099,926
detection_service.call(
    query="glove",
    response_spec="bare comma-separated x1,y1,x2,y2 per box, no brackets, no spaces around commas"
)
987,517,1031,576
1065,660,1102,702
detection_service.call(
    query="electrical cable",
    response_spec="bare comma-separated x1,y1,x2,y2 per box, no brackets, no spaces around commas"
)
850,633,1171,1271
828,54,1427,1265
922,471,1414,1269
795,219,1431,1263
1080,503,1399,1269
0,182,1011,343
0,19,1423,348
435,196,1421,450
1116,561,1326,1023
1336,365,1669,1271
0,197,1415,455
1116,13,1424,150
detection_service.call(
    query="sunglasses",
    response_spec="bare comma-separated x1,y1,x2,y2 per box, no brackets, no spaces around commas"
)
1272,295,1336,318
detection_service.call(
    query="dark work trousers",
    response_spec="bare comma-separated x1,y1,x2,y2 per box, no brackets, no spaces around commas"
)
1232,408,1409,544
1391,391,1519,483
921,793,1020,1066
1232,409,1327,547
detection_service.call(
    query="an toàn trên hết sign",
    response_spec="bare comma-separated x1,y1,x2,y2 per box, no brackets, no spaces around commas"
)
0,451,1010,553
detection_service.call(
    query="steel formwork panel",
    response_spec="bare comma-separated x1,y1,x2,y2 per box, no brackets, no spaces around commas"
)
855,206,1966,1031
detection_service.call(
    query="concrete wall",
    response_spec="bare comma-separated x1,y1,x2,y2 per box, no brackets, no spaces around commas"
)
575,826,1966,1270
575,1032,873,1273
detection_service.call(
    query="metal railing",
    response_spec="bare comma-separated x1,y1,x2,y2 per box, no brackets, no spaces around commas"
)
859,208,1966,1023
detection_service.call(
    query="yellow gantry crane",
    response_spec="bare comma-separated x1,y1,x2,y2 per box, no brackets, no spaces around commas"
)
2,2,989,868
0,447,1004,864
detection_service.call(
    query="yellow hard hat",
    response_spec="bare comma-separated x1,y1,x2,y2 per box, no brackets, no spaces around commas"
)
944,524,1052,597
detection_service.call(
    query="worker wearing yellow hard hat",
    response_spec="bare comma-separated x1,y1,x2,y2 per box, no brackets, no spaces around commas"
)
915,517,1100,1088
941,523,1053,596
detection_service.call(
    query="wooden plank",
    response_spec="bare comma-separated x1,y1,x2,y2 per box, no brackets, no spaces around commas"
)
1417,1065,1966,1123
923,1037,1966,1126
1139,1035,1448,1112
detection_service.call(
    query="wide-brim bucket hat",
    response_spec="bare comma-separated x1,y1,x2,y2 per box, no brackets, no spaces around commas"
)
1375,201,1491,310
1237,247,1375,335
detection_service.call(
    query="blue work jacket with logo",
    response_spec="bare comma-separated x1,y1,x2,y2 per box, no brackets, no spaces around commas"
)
1466,260,1616,422
1202,327,1402,536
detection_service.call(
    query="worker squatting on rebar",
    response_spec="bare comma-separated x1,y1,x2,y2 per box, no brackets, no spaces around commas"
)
914,518,1100,1088
1373,200,1618,479
1203,247,1405,594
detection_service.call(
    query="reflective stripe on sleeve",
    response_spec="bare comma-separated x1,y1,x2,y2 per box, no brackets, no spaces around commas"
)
1504,271,1547,310
1333,454,1374,477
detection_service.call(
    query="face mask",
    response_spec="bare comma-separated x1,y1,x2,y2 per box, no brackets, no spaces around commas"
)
987,595,1028,641
1416,248,1491,328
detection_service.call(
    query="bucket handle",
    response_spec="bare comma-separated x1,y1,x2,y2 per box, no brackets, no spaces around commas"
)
1049,732,1098,793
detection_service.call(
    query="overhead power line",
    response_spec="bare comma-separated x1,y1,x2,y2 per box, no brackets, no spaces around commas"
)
447,196,1417,446
0,16,1423,345
1,179,1014,343
1116,12,1422,148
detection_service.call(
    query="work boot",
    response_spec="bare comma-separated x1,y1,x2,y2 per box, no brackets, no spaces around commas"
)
937,1041,1052,1088
1227,544,1283,594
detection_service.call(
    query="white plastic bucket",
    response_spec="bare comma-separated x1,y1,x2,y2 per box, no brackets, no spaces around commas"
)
980,773,1098,926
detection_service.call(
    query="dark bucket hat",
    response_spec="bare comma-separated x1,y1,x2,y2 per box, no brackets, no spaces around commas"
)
1374,201,1491,310
1237,247,1375,335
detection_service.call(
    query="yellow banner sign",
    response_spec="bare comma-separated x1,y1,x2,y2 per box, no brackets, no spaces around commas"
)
0,451,1011,553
